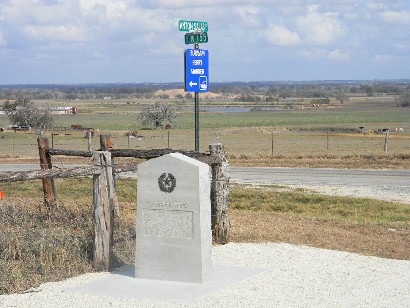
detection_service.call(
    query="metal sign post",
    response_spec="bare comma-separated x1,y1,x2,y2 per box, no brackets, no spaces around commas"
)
180,20,209,151
195,91,199,151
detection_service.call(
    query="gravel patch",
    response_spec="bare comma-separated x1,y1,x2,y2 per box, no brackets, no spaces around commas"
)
1,243,409,308
288,184,410,205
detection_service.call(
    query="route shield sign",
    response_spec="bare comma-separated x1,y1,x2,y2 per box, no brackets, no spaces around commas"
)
184,48,209,92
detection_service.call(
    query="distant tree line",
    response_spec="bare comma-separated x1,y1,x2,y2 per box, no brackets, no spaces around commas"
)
397,86,410,107
0,81,409,106
234,95,262,102
310,98,330,104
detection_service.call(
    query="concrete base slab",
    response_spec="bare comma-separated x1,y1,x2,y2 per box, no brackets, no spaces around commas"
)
70,264,268,302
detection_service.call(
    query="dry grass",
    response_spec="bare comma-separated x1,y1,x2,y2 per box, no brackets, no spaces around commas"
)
1,152,410,170
0,199,94,294
230,211,410,260
228,184,410,260
228,153,410,169
1,125,409,164
0,197,136,295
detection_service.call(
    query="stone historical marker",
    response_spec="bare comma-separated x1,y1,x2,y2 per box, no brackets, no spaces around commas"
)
135,153,213,283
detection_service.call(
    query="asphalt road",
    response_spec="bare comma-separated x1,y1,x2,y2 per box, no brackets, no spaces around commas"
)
230,167,410,187
1,164,409,204
230,167,410,204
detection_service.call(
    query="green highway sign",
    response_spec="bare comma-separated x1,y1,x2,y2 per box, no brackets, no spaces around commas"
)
185,31,208,45
179,20,208,32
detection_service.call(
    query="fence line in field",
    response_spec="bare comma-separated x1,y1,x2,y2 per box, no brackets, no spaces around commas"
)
1,130,408,158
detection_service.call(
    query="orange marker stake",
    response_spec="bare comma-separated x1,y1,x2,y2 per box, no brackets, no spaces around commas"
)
0,191,4,199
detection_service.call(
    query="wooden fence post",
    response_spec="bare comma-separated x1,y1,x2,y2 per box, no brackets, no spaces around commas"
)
37,136,56,210
87,129,92,152
100,134,113,151
99,134,120,218
209,143,230,244
384,130,389,154
92,151,115,271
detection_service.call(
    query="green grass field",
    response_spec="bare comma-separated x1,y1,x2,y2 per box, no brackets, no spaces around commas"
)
47,104,410,131
2,95,409,131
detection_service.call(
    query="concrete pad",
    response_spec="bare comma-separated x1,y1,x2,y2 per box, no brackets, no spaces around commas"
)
69,264,268,302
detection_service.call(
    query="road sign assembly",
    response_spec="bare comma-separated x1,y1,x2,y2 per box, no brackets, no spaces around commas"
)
184,48,209,92
179,19,209,151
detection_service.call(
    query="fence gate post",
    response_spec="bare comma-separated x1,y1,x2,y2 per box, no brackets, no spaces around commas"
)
37,136,56,210
92,151,115,271
209,143,230,244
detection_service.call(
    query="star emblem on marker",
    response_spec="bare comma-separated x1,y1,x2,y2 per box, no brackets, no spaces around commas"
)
158,173,176,193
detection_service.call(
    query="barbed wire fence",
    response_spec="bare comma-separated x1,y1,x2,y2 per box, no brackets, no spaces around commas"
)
1,129,409,159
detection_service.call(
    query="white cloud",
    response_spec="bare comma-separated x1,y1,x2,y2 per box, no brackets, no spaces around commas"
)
328,49,349,61
140,0,279,9
80,0,125,13
0,31,6,46
379,10,410,24
394,43,410,50
264,25,300,46
23,25,87,42
0,0,75,25
233,5,262,28
373,54,393,63
296,5,345,45
124,8,173,34
298,47,326,60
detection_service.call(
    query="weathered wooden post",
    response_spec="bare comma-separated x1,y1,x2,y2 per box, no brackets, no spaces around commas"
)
37,136,56,210
87,129,92,152
384,130,389,154
92,151,115,271
209,143,230,244
100,134,113,151
99,134,120,218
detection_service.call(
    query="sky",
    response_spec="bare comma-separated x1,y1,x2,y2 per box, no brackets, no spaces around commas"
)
0,0,410,84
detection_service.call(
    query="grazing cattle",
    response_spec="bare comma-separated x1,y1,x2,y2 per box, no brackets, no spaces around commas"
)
377,128,389,133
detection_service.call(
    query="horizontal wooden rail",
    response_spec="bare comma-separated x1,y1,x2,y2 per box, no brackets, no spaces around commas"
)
0,166,101,182
47,149,93,157
108,148,205,158
46,148,221,164
0,164,138,183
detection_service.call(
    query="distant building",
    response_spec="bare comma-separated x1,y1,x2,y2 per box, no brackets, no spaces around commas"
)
51,106,78,114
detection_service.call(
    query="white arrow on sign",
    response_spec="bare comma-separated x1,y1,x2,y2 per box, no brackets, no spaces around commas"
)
189,81,198,87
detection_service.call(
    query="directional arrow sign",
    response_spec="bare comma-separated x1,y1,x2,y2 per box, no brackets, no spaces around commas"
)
179,20,208,32
184,48,209,92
